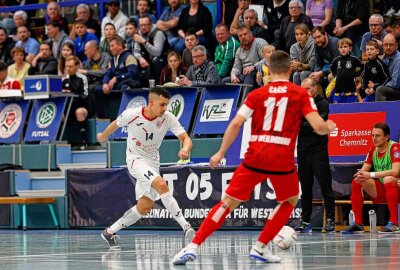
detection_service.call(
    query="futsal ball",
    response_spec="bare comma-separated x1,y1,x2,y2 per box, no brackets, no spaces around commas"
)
273,226,297,250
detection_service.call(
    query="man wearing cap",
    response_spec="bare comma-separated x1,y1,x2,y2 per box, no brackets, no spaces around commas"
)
101,0,129,40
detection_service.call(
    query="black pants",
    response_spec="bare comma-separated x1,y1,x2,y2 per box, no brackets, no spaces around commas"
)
298,148,335,222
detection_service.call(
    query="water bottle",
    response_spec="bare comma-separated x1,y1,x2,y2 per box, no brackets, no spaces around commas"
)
349,210,355,225
369,210,377,233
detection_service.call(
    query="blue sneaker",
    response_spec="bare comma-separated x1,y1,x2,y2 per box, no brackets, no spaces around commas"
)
322,219,335,233
378,222,400,234
295,221,312,233
341,223,364,234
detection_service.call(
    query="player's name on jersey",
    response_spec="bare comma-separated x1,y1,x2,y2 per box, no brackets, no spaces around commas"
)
268,86,288,93
249,134,291,145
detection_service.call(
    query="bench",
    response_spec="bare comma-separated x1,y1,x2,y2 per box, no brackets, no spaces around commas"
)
312,199,384,232
0,197,59,230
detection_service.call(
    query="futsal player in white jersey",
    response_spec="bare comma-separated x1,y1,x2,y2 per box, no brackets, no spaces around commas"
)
98,86,195,249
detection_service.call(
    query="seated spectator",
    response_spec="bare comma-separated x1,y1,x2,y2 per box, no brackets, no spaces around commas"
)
74,19,99,62
9,10,29,40
383,17,400,46
305,0,334,34
0,61,21,91
46,20,73,60
101,0,129,40
361,40,390,102
342,123,400,234
133,16,169,85
334,0,369,45
44,1,69,40
100,23,117,57
160,51,187,85
214,24,240,79
132,0,157,26
376,34,400,101
328,38,363,103
222,0,238,29
95,36,140,118
28,41,58,75
178,45,219,86
58,42,75,76
256,44,275,86
0,26,15,65
175,0,215,54
7,47,30,89
156,0,185,52
264,0,290,44
241,9,270,41
15,25,39,64
62,56,90,151
360,14,387,62
70,4,101,40
125,20,138,53
275,0,313,53
290,24,315,85
181,32,199,68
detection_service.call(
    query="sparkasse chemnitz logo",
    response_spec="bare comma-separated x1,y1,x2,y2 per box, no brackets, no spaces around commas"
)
0,104,22,139
168,94,184,120
36,102,57,128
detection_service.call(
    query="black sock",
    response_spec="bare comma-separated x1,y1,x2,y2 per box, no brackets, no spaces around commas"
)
77,120,88,145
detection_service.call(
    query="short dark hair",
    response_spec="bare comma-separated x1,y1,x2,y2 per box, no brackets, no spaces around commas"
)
126,20,137,28
384,17,400,28
311,26,327,36
185,31,198,39
373,123,390,136
65,55,81,66
150,86,170,99
109,35,125,48
366,39,380,49
46,20,61,28
0,61,7,71
269,50,291,74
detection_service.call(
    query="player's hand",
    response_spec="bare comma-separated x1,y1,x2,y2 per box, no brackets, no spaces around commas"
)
231,75,240,84
97,132,107,143
354,169,369,183
210,152,224,170
178,148,189,160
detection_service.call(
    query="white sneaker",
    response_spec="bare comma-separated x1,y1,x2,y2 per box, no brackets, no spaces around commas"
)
385,7,396,17
249,245,281,263
172,244,197,265
395,9,400,17
183,224,196,242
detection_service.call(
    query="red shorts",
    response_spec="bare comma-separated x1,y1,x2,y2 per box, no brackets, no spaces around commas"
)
371,179,400,204
225,163,300,202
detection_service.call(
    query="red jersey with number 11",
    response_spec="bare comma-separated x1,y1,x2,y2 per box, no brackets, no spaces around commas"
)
238,80,317,172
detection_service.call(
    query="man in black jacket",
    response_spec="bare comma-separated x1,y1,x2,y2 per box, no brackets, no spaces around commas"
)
0,26,16,65
28,41,58,75
296,78,335,233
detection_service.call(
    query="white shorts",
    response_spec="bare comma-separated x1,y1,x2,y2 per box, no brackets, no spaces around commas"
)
127,158,160,201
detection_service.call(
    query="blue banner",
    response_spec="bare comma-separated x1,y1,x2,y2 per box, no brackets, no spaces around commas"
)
192,85,242,135
24,97,67,142
0,100,30,144
24,75,62,100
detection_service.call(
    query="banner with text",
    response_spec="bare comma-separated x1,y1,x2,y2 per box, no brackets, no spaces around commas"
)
0,100,30,144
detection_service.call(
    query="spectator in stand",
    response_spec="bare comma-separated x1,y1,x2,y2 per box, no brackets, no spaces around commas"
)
275,0,313,53
160,51,187,85
329,38,363,103
384,17,400,46
95,36,140,118
132,0,157,26
9,10,29,40
62,55,90,151
225,26,267,90
74,19,99,63
69,4,101,40
376,34,400,101
222,0,238,29
334,0,369,45
178,45,219,86
264,0,290,44
176,0,215,54
181,32,199,68
133,16,169,85
360,14,387,62
309,26,339,85
214,24,240,79
0,61,21,91
15,25,39,64
361,40,390,102
43,1,69,40
0,26,15,65
101,0,129,40
290,24,315,85
156,0,185,52
240,9,270,41
46,20,73,60
305,0,334,34
8,47,30,89
28,41,58,75
256,44,275,86
100,23,117,57
125,20,138,53
58,42,75,77
342,123,400,234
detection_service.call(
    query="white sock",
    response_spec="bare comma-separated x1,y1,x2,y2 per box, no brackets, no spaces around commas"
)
108,206,142,234
160,192,188,229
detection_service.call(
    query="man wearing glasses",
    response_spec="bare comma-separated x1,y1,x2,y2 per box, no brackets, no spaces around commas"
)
360,14,387,62
376,33,400,101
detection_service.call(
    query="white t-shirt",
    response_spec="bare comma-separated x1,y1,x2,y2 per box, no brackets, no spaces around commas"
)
117,107,185,168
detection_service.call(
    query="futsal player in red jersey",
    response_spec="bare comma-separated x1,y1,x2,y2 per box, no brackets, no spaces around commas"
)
172,50,337,264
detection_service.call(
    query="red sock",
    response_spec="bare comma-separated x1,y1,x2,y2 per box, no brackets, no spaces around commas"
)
384,182,399,225
258,201,294,244
192,201,230,245
351,180,364,225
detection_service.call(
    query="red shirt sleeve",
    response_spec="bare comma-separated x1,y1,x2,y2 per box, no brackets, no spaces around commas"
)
364,147,374,165
390,143,400,163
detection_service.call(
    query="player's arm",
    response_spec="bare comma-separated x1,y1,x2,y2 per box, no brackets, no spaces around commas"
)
97,120,119,143
177,132,192,160
210,114,246,169
304,111,336,135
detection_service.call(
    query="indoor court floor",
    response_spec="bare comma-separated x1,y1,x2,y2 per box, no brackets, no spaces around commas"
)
0,229,399,270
